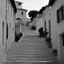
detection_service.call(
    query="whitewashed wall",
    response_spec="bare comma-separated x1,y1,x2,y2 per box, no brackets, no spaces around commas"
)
0,0,6,64
41,7,52,38
16,9,27,25
50,0,64,62
0,0,16,63
6,0,15,50
15,25,20,34
15,1,22,8
36,18,44,31
42,0,64,62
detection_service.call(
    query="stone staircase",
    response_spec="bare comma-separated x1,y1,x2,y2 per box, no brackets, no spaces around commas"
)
4,26,58,64
4,35,58,64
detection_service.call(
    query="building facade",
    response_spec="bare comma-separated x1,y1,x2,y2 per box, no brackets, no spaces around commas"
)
16,8,27,25
31,0,64,63
42,0,64,63
42,6,52,39
50,0,64,63
15,1,28,25
0,0,17,64
6,0,17,51
35,14,44,31
15,18,22,34
29,13,45,34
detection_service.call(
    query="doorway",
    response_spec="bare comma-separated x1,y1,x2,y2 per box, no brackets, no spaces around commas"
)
2,21,4,45
49,20,51,39
60,33,64,62
61,34,64,61
62,34,64,46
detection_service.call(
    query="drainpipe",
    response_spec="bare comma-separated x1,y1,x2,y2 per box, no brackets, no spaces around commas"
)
49,13,51,39
49,20,51,39
44,21,47,37
5,0,7,54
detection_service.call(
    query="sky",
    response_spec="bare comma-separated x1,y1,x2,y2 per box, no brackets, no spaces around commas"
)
15,0,49,18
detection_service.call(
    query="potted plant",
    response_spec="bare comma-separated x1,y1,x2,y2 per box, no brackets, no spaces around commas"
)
53,49,57,56
15,32,23,42
31,25,36,30
45,31,48,37
45,37,51,42
38,27,44,37
45,37,52,48
47,42,52,48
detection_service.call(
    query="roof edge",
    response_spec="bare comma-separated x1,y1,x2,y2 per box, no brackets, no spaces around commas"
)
10,0,17,13
17,8,28,11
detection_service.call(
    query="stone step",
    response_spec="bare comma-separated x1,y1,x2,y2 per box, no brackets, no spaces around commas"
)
8,48,52,50
10,46,47,50
11,43,47,46
6,51,53,55
11,46,48,48
6,53,53,56
5,61,58,64
6,57,57,61
11,45,47,48
11,43,47,47
10,46,49,49
6,55,55,59
13,44,48,49
7,49,52,53
7,49,52,52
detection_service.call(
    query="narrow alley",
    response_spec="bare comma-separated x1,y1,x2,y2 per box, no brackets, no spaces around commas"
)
5,25,58,64
0,0,64,64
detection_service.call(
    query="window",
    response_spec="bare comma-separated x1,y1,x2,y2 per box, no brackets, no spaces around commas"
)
6,24,8,39
18,2,21,6
21,12,23,15
57,5,64,23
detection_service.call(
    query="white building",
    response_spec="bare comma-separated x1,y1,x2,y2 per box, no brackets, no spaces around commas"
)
15,0,23,8
15,1,28,25
16,8,28,25
0,0,17,64
35,14,44,31
6,0,17,50
50,0,64,63
29,13,44,35
42,0,64,63
42,6,52,38
15,18,22,34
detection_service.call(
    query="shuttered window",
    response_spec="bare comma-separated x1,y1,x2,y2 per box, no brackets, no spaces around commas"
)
57,5,64,23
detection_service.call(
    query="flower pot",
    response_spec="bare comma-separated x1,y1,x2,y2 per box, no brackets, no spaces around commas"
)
31,26,36,30
47,42,52,48
53,49,57,56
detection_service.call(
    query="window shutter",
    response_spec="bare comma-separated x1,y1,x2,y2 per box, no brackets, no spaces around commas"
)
6,24,8,39
57,5,64,23
57,10,60,23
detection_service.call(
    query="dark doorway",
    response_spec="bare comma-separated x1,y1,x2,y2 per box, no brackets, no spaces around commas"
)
62,34,64,46
2,21,4,45
49,20,51,39
6,23,8,39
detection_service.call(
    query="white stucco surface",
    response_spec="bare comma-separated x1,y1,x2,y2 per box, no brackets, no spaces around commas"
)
42,0,64,62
